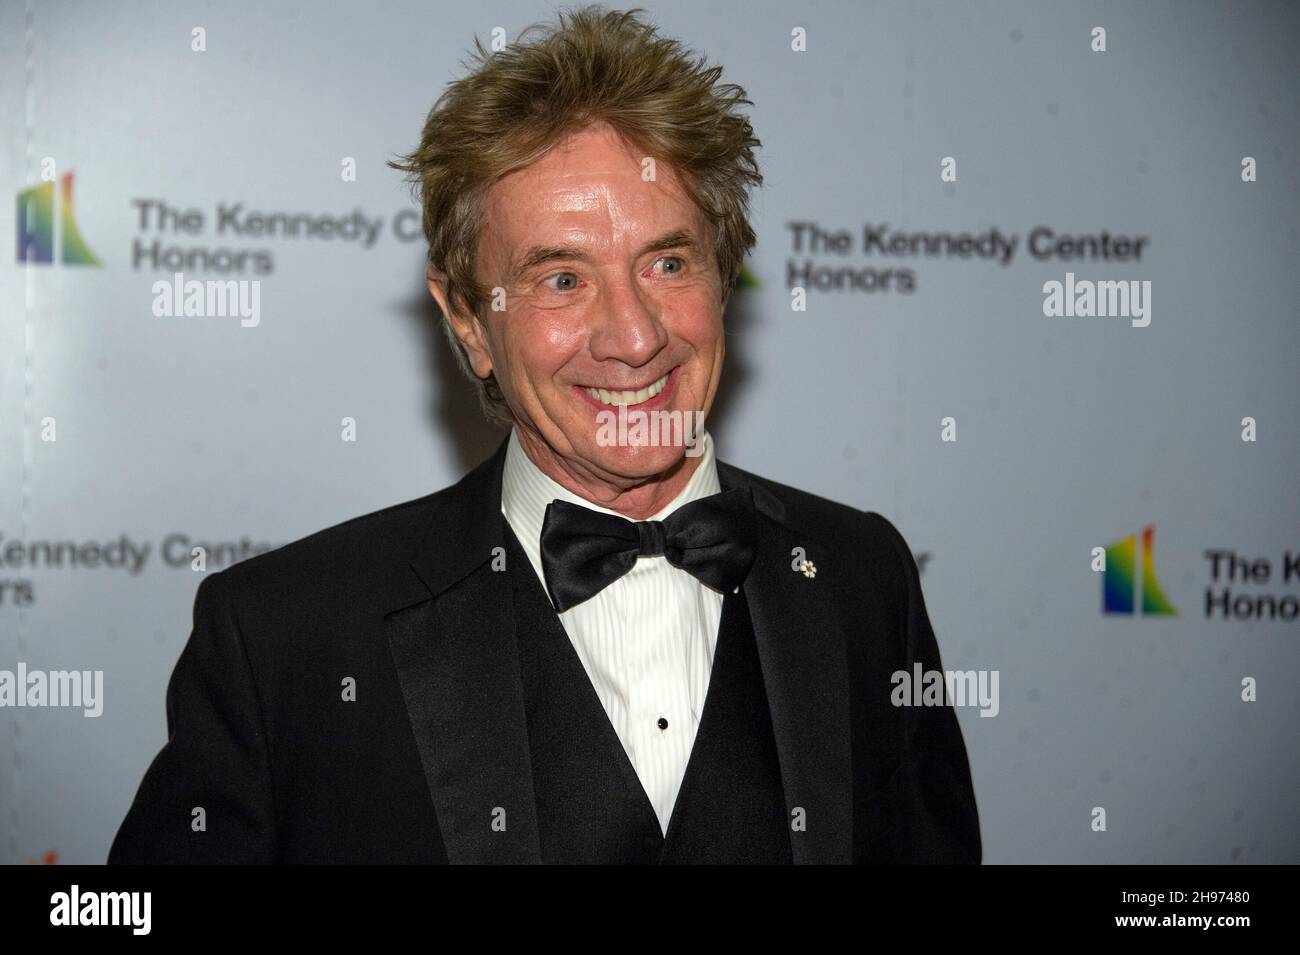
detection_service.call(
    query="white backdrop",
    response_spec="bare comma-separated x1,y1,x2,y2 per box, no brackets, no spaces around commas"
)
1,0,1297,864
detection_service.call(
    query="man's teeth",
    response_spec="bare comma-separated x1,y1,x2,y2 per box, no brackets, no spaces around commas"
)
585,372,670,407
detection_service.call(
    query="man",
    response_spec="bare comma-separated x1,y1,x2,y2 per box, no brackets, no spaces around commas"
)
109,5,980,864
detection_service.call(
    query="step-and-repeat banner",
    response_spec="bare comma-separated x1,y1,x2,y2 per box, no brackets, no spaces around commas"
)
1,0,1296,864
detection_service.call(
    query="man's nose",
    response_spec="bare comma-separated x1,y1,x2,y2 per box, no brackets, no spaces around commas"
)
588,276,668,365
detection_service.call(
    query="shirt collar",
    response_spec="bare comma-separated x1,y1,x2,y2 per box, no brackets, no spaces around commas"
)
500,425,721,597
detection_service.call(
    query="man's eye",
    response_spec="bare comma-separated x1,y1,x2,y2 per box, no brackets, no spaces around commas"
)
544,271,580,291
654,255,685,275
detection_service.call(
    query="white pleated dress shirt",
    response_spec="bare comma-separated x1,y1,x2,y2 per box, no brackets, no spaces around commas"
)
500,426,726,835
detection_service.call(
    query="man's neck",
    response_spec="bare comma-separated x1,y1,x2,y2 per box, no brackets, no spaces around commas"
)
513,425,704,521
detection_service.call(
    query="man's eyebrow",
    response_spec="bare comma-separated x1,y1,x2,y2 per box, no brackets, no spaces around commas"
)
509,229,702,279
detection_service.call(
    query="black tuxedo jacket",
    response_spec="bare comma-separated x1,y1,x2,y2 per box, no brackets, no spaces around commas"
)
109,436,981,864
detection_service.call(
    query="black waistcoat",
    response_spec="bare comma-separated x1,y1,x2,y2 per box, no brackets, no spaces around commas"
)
505,524,792,864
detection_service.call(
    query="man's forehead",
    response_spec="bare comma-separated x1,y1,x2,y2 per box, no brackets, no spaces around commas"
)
479,128,701,253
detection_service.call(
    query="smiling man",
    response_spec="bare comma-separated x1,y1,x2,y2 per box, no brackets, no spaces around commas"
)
109,5,980,865
435,121,724,518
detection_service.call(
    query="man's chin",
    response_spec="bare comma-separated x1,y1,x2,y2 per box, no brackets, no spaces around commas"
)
578,440,694,481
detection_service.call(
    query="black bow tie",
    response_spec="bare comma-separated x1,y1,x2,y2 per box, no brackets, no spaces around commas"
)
539,487,759,612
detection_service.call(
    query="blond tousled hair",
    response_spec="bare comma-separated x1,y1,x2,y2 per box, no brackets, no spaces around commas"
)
388,4,763,425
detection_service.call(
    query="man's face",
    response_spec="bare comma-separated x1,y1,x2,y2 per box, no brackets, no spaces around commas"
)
433,122,726,487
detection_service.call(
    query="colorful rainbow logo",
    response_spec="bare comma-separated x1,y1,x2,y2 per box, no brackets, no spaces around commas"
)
1103,525,1177,615
16,171,101,266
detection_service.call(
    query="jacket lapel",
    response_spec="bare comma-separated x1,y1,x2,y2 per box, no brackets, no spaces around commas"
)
718,462,855,864
384,436,544,863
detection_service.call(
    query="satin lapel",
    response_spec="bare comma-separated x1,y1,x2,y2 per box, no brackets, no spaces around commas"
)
719,462,854,864
384,436,543,863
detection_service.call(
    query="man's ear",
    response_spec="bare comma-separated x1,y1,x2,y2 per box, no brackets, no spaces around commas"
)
426,265,494,379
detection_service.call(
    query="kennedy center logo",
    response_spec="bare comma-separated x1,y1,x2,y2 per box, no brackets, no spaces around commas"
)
1103,525,1177,616
16,171,101,266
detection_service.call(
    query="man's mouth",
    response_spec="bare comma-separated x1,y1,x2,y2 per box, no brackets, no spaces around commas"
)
580,369,673,407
